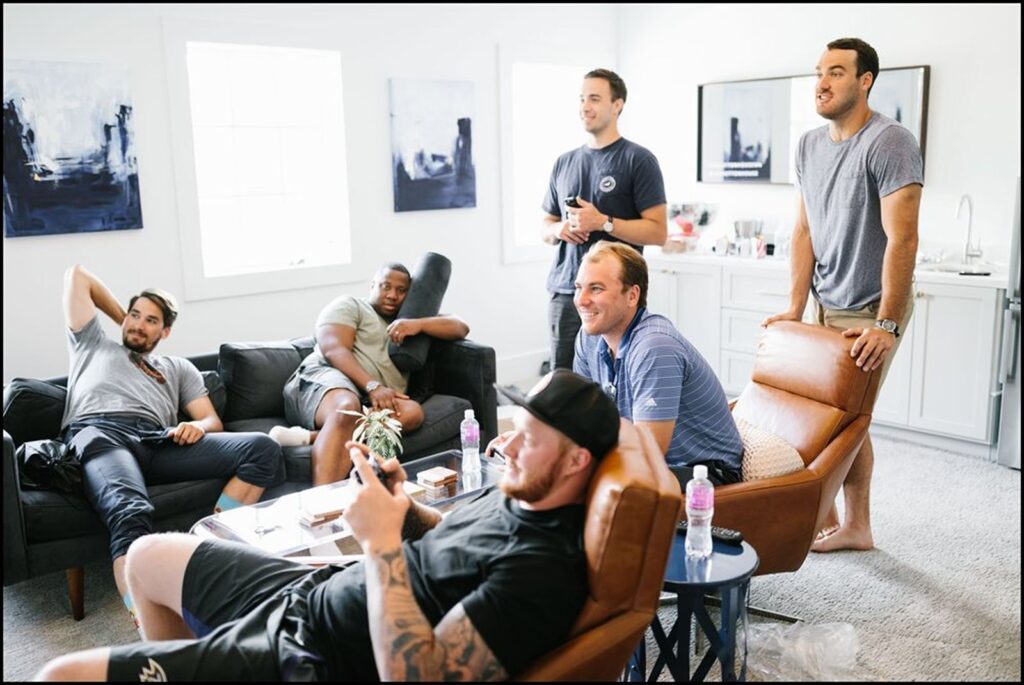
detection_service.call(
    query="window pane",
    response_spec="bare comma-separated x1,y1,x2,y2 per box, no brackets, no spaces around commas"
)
185,41,351,278
511,62,587,248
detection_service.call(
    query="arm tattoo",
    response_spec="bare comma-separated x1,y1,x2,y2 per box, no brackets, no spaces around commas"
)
366,548,508,682
401,499,442,541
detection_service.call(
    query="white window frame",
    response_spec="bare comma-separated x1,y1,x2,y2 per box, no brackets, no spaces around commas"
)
162,16,358,301
497,43,615,264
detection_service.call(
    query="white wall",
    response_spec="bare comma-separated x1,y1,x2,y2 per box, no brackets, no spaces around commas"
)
2,3,618,383
618,3,1022,259
5,3,1022,384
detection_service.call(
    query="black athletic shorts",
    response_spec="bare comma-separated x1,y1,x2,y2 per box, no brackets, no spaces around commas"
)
106,539,350,682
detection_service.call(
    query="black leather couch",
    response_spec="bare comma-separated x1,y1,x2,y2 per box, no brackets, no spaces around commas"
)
2,335,497,619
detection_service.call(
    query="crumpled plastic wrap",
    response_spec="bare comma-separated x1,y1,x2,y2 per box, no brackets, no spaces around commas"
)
745,621,869,681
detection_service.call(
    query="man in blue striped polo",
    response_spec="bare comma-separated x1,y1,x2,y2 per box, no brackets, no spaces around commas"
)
573,241,743,485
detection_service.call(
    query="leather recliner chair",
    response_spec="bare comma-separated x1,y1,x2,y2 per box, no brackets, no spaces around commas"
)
517,420,684,681
715,320,883,576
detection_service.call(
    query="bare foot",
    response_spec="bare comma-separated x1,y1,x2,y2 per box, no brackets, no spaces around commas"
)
811,526,874,553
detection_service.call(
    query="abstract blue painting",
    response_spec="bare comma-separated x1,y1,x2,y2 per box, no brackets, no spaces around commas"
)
389,79,475,212
3,60,143,238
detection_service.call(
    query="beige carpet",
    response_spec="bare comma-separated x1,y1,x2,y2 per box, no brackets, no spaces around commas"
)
4,432,1020,681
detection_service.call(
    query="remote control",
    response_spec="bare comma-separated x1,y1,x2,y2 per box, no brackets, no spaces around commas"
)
353,458,390,487
677,520,744,545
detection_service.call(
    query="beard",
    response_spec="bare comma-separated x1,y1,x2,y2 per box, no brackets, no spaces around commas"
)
123,331,158,353
817,90,858,121
499,444,571,503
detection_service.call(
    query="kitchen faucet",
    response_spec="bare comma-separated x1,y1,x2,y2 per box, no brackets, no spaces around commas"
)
957,194,982,265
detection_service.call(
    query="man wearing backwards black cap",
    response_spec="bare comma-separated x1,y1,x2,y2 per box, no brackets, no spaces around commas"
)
38,370,621,683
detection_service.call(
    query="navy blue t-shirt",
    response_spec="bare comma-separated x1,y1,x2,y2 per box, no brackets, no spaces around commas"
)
543,137,666,294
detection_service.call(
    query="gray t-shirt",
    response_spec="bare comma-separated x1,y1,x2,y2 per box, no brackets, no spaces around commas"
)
61,316,207,429
310,295,408,393
796,112,923,310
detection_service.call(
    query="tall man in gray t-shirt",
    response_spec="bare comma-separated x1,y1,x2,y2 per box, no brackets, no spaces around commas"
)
763,38,923,553
60,265,282,626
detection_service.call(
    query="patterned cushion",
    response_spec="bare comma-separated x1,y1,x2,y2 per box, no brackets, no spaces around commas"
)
735,416,804,481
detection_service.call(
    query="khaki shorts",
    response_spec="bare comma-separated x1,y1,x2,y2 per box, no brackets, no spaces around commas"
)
809,288,914,388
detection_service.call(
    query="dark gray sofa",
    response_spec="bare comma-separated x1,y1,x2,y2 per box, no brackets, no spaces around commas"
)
2,335,497,619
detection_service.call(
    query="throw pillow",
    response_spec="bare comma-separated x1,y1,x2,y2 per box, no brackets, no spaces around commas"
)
735,416,804,481
3,378,67,446
218,343,302,421
388,252,452,373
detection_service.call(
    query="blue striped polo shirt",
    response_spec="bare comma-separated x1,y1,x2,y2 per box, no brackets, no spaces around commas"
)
574,309,743,472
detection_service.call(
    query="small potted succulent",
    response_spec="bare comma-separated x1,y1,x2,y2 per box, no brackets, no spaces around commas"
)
338,405,404,460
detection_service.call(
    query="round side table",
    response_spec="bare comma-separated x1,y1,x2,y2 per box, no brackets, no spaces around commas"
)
627,533,759,682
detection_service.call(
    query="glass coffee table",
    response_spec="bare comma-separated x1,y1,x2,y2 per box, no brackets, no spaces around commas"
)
190,449,504,560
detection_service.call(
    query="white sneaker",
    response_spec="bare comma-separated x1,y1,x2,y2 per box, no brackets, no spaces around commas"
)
269,425,311,447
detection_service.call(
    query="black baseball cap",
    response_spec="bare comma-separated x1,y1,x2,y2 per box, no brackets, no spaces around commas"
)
496,369,620,459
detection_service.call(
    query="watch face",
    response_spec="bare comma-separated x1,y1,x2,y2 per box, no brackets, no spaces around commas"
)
877,320,896,332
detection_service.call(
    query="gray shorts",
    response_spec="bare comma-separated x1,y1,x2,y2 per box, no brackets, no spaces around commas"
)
283,356,363,430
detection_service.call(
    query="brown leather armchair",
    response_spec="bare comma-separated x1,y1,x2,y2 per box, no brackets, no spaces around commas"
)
517,420,684,681
715,320,882,576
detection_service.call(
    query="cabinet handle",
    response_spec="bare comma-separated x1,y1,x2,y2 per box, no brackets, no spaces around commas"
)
915,291,928,299
754,289,788,297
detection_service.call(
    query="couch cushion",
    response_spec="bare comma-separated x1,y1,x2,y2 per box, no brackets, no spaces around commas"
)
735,416,804,481
3,378,67,446
218,342,302,421
226,393,470,483
388,252,452,373
21,478,227,543
177,371,227,423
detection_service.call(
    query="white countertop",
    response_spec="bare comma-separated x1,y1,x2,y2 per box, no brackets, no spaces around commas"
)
646,247,1010,289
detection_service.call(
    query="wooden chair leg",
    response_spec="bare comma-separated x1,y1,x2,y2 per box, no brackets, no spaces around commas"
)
67,566,85,621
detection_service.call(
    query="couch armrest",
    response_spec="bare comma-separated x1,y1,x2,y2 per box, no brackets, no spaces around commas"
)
3,430,30,585
429,339,498,445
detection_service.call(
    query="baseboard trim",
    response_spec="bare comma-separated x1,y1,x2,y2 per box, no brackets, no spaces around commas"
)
870,424,995,461
497,349,547,386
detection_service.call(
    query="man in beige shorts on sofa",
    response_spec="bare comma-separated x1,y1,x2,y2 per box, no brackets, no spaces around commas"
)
763,37,923,553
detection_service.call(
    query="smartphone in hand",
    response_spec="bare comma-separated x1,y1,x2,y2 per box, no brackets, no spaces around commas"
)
563,195,581,209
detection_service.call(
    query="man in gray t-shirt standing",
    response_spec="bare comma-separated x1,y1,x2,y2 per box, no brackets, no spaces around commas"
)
763,38,923,553
60,265,282,628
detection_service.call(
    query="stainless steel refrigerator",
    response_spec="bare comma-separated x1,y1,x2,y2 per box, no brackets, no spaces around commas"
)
996,177,1021,469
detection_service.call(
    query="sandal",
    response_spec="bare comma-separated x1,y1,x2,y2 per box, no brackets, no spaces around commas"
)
815,524,840,541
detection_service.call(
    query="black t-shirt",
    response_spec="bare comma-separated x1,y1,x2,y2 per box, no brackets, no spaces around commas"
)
543,137,666,294
306,488,587,680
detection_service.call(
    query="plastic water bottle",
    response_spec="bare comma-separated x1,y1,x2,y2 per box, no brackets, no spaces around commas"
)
460,409,481,474
684,464,714,559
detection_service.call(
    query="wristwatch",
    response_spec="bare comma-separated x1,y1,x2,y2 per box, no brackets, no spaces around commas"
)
874,319,900,338
365,380,382,393
602,215,614,233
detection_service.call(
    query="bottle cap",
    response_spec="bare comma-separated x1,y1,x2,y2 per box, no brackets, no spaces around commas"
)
694,464,708,480
464,409,475,419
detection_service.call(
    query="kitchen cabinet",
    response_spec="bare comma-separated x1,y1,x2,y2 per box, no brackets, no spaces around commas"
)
646,261,721,373
906,282,1002,441
646,252,1006,444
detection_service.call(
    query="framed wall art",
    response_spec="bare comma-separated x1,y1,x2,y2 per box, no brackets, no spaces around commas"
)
698,65,930,184
3,60,143,237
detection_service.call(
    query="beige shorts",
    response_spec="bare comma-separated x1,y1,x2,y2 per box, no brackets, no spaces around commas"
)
809,288,914,388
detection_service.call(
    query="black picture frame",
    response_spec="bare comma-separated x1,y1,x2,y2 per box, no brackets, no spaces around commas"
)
697,65,930,185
